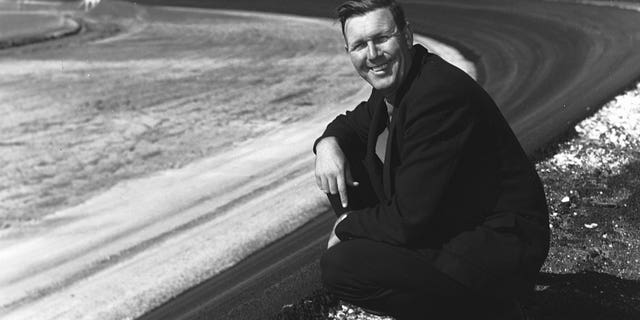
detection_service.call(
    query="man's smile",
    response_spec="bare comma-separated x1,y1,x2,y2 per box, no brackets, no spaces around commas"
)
369,61,391,74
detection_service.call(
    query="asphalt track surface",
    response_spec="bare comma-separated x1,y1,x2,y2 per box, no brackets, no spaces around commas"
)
133,1,640,319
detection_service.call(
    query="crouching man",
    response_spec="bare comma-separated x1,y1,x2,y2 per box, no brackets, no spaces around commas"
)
313,1,550,319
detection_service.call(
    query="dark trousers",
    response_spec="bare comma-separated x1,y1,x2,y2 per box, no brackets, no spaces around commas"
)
321,152,518,320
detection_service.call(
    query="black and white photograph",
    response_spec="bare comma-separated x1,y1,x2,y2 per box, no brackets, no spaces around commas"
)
1,0,639,319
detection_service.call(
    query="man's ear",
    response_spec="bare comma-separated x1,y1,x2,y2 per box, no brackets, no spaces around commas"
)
404,23,414,47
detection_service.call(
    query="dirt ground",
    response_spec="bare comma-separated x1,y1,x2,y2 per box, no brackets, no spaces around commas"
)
531,84,640,319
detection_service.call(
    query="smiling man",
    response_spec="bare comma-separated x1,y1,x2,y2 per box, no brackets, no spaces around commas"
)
313,0,550,319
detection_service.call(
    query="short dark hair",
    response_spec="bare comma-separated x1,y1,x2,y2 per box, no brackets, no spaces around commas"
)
337,0,407,35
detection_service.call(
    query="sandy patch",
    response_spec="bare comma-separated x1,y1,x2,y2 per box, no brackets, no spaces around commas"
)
0,1,474,319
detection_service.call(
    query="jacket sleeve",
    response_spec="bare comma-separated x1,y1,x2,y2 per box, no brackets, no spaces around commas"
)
313,100,375,156
335,83,478,246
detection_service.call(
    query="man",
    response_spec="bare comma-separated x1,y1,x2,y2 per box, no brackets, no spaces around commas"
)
313,0,550,319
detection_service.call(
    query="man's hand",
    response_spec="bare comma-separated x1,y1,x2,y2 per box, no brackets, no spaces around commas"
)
315,137,359,208
327,213,349,249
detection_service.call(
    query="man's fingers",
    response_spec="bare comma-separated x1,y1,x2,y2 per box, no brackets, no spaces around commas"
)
315,174,323,190
317,175,331,193
337,175,348,208
328,178,338,195
320,178,328,193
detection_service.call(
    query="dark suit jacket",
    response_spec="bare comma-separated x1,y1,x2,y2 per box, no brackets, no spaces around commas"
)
314,45,550,297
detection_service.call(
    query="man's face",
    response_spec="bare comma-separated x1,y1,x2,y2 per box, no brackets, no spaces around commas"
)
343,8,413,97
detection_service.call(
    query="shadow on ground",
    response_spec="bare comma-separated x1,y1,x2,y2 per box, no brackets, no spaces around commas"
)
529,272,640,320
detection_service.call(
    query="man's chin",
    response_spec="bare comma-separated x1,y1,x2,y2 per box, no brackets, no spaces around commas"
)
364,76,387,88
370,82,394,94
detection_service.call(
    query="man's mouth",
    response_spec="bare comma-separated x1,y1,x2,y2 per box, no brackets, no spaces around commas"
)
369,62,389,73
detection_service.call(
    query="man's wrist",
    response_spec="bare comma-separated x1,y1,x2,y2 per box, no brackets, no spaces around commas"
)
316,136,338,152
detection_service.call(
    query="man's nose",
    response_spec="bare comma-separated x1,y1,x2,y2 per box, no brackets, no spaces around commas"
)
366,40,380,59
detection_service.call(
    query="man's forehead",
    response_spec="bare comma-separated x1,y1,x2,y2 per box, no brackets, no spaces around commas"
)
343,8,396,40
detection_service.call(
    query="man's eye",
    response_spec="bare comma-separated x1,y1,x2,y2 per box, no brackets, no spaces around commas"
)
351,42,365,51
375,36,390,43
